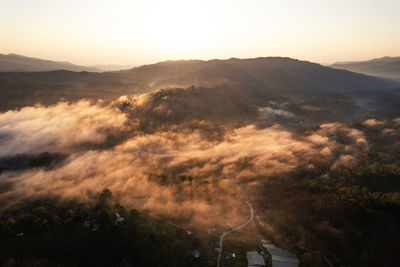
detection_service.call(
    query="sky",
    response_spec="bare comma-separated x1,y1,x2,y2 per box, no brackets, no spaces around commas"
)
1,0,400,65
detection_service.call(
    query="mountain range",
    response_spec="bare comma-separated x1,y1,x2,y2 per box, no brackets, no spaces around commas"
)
0,56,399,125
0,53,101,72
331,56,400,82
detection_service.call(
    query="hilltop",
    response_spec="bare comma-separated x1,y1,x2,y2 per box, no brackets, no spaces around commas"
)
0,53,101,72
331,56,400,82
0,57,399,124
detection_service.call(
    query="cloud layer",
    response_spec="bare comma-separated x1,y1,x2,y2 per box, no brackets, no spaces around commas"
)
0,95,397,229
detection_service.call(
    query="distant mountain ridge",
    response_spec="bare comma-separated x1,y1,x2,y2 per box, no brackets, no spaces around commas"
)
123,57,397,92
331,56,400,82
0,56,399,123
0,53,101,72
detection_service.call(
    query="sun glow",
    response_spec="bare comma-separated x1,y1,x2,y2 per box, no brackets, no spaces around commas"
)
1,0,399,64
139,1,219,56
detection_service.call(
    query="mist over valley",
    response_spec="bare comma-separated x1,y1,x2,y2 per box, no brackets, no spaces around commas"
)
0,54,399,266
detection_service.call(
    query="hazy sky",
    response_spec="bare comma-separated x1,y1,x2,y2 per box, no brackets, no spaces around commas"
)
1,0,399,65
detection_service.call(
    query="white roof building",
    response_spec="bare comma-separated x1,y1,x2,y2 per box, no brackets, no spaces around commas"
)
265,247,299,267
263,243,276,249
247,251,266,267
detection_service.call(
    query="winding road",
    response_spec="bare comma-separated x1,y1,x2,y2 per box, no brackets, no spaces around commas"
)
217,200,254,267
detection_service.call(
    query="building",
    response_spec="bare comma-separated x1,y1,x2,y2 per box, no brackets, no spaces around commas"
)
264,247,299,267
263,243,276,249
247,251,266,267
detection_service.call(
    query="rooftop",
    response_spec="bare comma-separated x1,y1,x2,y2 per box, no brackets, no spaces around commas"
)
247,251,266,266
263,243,276,248
265,247,299,265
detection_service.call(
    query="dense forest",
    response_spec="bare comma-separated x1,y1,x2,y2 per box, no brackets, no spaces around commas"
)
1,117,399,266
0,189,197,267
256,120,400,266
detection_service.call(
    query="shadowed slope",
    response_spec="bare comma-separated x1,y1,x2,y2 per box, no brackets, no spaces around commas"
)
0,57,399,123
331,57,400,83
0,54,101,72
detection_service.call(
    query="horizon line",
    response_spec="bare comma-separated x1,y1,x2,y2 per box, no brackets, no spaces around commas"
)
1,51,400,68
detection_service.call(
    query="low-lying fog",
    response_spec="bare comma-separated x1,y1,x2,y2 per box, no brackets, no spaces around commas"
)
0,92,399,230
